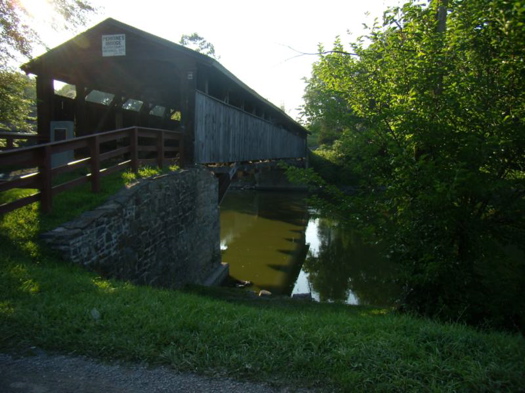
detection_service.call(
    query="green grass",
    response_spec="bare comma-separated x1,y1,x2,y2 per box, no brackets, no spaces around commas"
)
1,165,179,233
1,168,524,392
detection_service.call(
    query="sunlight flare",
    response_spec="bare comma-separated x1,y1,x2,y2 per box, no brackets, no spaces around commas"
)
16,0,55,22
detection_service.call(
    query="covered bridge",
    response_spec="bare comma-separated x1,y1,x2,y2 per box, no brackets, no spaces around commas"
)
21,18,308,166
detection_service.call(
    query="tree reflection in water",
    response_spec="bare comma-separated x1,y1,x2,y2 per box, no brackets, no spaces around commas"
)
220,191,401,306
302,217,400,306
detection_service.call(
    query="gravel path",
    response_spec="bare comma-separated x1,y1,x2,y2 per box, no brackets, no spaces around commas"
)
0,352,314,393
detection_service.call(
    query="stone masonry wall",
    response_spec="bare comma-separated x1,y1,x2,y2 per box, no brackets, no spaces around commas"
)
42,167,222,289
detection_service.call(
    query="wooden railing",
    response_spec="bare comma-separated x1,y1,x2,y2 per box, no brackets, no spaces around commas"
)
0,127,184,214
0,131,39,150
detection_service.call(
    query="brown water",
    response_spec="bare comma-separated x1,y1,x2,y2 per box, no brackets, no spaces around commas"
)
220,190,400,306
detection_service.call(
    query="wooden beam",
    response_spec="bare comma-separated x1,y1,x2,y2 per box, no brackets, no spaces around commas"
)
39,144,53,213
115,101,124,130
95,94,121,132
89,134,101,193
75,85,88,137
36,76,54,143
181,68,197,165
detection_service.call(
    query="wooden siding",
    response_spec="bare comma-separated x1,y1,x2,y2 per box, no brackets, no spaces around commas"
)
194,92,306,164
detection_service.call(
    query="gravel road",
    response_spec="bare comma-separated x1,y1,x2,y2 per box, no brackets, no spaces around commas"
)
0,352,315,393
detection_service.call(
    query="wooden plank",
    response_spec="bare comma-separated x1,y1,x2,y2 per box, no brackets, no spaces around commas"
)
99,146,131,162
52,158,90,176
1,126,185,215
138,158,157,166
98,129,132,143
162,132,184,140
0,193,40,215
0,173,39,192
52,175,89,195
36,76,54,143
90,134,101,193
0,148,40,167
194,91,306,164
138,146,158,152
50,138,88,154
156,131,165,168
101,161,132,177
130,127,139,172
0,132,39,139
38,145,53,213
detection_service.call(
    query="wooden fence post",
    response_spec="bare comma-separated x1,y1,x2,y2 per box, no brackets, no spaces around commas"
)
39,144,52,213
90,134,101,193
178,137,184,167
157,131,165,169
130,127,139,173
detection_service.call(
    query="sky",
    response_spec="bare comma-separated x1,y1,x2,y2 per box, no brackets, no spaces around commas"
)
28,0,402,120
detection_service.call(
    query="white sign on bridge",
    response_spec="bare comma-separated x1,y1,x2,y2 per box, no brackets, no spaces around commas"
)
102,34,126,57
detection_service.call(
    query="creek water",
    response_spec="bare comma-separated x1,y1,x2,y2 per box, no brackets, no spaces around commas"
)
220,190,400,306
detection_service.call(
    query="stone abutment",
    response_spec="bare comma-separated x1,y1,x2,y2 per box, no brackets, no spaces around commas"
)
42,167,227,289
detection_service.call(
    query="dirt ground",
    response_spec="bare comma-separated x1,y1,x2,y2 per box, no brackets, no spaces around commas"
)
0,351,315,393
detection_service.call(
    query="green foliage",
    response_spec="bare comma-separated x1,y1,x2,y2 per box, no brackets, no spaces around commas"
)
1,0,95,132
300,0,525,330
121,165,180,184
55,83,76,99
179,33,219,59
0,165,179,257
0,0,95,63
301,39,360,147
302,218,399,305
0,70,35,131
0,165,180,234
308,149,352,185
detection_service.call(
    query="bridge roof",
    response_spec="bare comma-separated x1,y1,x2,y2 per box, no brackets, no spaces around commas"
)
22,18,307,136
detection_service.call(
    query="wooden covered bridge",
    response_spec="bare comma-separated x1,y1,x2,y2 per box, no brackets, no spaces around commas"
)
0,18,307,213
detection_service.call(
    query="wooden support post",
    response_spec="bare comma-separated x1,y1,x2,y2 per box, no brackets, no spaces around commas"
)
156,131,165,169
39,144,53,213
138,101,150,127
96,95,120,132
181,68,197,166
75,85,88,137
36,76,54,143
130,127,139,173
90,134,101,193
178,136,184,165
115,96,124,129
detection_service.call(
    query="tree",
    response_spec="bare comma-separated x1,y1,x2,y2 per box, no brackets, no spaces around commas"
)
179,33,219,59
302,218,398,305
301,39,358,147
0,70,35,130
0,0,95,131
1,0,95,64
297,0,525,330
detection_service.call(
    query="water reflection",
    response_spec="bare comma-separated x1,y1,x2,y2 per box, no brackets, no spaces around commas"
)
220,191,308,295
220,190,399,306
299,217,399,306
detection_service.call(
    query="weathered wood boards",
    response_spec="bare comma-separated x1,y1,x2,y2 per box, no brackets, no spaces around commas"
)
194,92,306,163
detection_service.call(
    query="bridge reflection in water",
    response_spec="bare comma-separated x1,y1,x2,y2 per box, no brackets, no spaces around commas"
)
220,191,400,306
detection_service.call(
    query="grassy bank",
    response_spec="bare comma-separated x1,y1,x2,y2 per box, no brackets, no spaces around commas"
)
1,173,524,392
